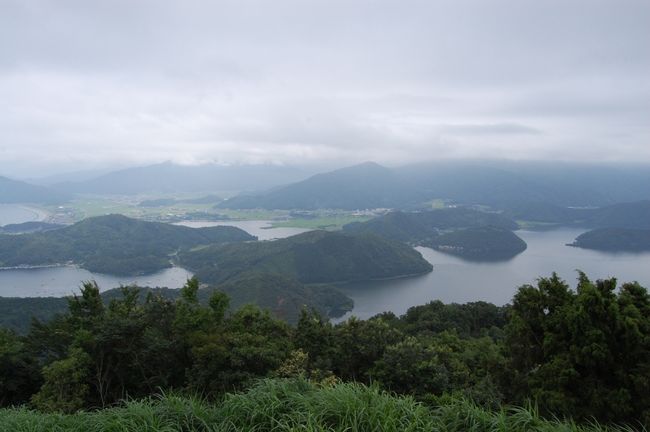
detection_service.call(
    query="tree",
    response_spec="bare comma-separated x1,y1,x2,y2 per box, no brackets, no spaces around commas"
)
31,347,91,413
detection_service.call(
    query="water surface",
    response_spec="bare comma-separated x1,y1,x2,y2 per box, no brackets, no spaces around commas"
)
0,204,45,226
174,220,311,240
0,219,304,297
334,228,650,320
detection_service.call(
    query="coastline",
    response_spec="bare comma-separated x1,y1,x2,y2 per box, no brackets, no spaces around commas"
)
0,203,51,226
19,204,50,222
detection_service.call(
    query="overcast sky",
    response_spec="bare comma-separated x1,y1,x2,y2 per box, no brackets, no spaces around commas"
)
1,0,649,178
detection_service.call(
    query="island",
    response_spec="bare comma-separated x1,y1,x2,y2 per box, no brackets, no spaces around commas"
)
428,226,528,261
569,228,650,252
179,229,433,285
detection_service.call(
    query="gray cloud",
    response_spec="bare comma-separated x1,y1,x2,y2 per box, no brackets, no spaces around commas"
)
1,0,649,177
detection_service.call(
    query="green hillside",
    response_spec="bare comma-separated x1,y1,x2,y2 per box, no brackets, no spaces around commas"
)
179,230,433,284
0,214,255,275
429,226,527,261
569,228,650,252
207,272,352,323
343,208,518,243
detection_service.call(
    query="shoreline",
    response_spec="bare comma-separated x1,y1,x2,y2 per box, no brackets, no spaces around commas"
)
0,204,51,225
19,205,50,222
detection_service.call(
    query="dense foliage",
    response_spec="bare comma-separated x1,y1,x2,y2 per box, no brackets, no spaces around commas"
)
343,209,525,260
0,176,70,204
429,226,527,260
570,228,650,252
179,230,433,284
343,208,519,242
0,379,636,432
1,272,648,429
0,214,255,275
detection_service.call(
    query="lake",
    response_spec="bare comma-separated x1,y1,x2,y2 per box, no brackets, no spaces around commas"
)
333,228,650,321
0,219,307,297
1,218,649,317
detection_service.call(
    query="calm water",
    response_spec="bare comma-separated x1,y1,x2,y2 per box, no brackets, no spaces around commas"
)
0,204,45,225
2,220,649,311
334,228,650,321
174,220,311,240
0,266,193,297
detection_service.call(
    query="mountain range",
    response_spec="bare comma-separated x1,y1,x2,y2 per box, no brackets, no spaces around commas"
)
217,161,650,210
51,162,318,195
0,176,71,204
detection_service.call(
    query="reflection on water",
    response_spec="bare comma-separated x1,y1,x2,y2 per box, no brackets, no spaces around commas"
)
334,228,650,321
0,219,307,298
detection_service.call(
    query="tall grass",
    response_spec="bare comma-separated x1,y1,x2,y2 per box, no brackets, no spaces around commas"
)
0,379,643,432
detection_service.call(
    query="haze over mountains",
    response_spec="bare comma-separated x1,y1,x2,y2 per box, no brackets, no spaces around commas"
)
217,160,650,210
51,162,319,195
0,176,70,204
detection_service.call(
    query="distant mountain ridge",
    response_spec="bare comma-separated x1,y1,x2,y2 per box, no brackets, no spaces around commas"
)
343,208,527,261
0,214,255,275
218,162,407,210
218,161,650,210
506,200,650,229
54,162,316,195
569,228,650,253
343,208,519,243
0,176,71,204
179,229,433,285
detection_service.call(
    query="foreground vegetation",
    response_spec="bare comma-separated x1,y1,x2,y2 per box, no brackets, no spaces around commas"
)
0,379,639,432
1,273,648,429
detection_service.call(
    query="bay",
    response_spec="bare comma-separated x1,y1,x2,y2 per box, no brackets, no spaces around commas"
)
334,228,650,321
0,204,46,226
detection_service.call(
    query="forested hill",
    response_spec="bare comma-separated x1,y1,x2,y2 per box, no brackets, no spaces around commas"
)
0,214,255,275
343,208,518,243
218,162,407,210
569,228,650,252
342,209,526,261
54,162,312,195
217,161,650,210
0,176,71,204
179,230,433,285
505,200,650,229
